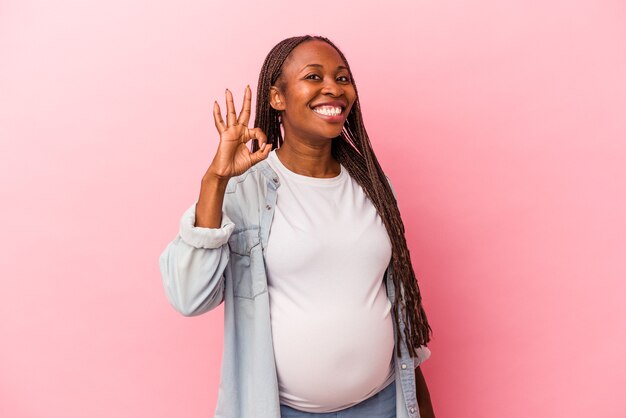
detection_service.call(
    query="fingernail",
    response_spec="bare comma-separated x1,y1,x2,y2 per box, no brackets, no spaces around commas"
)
260,143,266,150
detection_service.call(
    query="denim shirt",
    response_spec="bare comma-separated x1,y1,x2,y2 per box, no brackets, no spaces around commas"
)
159,160,431,418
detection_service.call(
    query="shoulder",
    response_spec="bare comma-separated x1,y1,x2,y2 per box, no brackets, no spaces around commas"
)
222,161,277,226
224,160,277,195
225,165,261,194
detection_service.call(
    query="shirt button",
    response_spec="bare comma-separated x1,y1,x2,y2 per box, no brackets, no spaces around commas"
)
401,363,407,369
266,204,272,210
409,407,416,413
273,178,278,183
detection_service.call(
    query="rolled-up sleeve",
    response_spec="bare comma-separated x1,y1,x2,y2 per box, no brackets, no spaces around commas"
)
413,345,432,368
159,203,235,317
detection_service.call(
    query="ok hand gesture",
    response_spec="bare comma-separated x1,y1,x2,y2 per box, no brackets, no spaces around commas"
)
207,86,272,180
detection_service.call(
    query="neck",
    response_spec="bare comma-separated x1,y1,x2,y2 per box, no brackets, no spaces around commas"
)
276,136,341,178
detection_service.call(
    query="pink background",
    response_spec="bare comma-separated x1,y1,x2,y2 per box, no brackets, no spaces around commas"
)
1,0,625,417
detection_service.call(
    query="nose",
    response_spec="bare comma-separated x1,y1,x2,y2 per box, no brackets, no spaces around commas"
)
321,78,343,97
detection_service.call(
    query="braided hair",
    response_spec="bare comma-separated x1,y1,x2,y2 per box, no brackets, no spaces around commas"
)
252,35,432,358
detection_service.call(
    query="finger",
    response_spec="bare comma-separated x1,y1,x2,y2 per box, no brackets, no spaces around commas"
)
237,85,252,126
213,101,226,134
225,88,237,127
250,142,273,165
245,127,267,146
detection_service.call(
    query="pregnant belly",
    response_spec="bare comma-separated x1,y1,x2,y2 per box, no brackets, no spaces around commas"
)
271,307,395,409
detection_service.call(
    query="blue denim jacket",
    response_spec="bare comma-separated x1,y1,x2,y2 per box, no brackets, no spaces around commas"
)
159,160,431,418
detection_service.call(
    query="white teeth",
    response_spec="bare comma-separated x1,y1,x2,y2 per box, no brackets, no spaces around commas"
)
313,105,342,116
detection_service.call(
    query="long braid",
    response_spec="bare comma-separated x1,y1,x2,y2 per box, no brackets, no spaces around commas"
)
253,38,308,150
253,35,432,359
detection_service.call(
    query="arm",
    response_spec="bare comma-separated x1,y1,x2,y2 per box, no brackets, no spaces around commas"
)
158,178,234,316
415,366,435,418
384,176,435,415
159,86,271,317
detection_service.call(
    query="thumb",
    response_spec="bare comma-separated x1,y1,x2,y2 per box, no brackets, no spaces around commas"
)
250,143,273,166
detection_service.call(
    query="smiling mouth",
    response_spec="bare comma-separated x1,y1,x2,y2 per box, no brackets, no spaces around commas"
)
311,105,344,117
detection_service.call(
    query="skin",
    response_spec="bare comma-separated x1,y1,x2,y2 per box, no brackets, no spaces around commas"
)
268,40,355,178
416,366,435,417
196,39,435,417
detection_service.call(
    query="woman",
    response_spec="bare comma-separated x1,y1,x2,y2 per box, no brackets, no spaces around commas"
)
160,35,435,418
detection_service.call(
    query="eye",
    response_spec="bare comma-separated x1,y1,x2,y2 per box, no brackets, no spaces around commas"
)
337,75,351,83
305,73,322,80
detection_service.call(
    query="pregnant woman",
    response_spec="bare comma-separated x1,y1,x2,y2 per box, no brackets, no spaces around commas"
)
159,35,435,418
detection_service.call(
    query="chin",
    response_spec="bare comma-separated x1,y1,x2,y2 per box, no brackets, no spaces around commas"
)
319,127,345,140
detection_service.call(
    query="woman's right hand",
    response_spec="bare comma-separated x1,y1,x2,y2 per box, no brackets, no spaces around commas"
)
205,86,272,181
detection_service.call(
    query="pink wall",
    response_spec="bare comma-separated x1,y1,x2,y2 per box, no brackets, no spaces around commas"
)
1,1,625,417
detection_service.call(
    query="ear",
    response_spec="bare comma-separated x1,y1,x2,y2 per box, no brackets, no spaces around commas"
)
269,86,286,111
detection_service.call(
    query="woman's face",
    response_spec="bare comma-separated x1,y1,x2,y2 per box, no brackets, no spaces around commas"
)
271,40,357,143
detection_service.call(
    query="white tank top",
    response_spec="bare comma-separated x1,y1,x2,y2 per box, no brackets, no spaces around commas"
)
265,150,395,413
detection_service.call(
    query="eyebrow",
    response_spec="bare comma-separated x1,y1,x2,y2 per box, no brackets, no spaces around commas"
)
300,63,348,72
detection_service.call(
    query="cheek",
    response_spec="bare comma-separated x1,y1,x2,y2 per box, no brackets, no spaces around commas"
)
347,87,357,103
284,94,309,115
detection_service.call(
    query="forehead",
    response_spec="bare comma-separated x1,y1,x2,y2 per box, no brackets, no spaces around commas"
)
282,40,346,74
